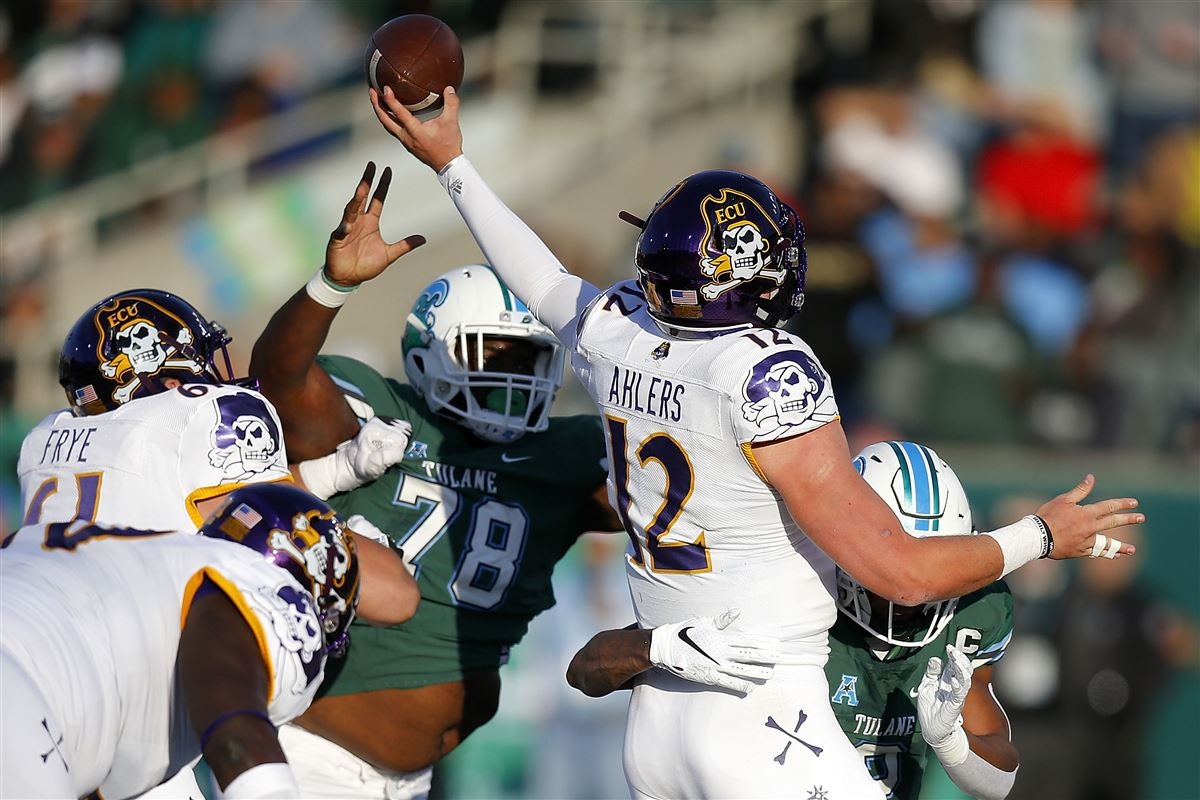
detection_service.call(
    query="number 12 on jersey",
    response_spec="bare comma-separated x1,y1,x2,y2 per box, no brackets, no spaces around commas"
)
605,415,710,574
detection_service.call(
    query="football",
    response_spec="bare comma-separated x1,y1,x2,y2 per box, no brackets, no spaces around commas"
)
365,14,464,115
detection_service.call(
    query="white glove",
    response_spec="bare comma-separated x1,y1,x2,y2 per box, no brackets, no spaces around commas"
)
648,609,782,695
917,643,973,766
298,417,412,500
344,514,390,546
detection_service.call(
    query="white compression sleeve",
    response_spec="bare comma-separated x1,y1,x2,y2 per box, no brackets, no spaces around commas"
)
941,748,1017,800
437,155,602,346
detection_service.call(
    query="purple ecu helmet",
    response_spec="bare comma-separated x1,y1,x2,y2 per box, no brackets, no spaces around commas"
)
629,169,807,334
199,483,361,658
58,288,241,416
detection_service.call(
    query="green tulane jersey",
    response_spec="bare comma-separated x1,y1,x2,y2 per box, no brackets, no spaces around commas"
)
317,355,608,692
825,581,1013,800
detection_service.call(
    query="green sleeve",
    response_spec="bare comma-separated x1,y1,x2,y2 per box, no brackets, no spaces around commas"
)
955,581,1014,667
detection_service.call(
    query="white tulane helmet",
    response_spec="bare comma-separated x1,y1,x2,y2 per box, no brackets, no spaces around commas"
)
836,440,974,648
402,265,564,444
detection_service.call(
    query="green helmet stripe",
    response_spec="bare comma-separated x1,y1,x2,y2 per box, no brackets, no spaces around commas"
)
918,444,941,531
885,441,913,509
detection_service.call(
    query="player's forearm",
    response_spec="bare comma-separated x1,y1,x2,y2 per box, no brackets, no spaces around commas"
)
250,287,338,397
251,287,359,460
352,533,419,625
436,155,600,342
965,729,1019,772
202,714,288,790
567,627,651,697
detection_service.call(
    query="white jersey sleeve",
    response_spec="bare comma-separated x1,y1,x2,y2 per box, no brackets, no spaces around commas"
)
436,154,601,346
17,386,290,535
726,331,839,444
182,555,327,725
176,385,291,526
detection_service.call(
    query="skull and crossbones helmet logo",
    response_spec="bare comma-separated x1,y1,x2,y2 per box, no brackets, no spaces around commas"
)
697,188,788,302
92,296,205,405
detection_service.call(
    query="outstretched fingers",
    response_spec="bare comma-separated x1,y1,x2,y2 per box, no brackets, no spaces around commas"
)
367,166,393,216
1060,473,1096,505
332,162,377,240
385,234,427,263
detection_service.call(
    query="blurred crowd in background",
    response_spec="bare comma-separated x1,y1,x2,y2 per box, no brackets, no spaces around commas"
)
1,1,1197,798
2,0,1197,453
781,0,1199,458
0,0,508,210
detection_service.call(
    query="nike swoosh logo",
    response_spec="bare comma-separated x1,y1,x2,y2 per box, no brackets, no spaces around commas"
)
909,686,920,698
500,453,532,463
678,626,719,664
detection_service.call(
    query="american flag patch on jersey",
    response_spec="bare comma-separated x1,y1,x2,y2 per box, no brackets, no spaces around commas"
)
74,385,99,404
231,504,262,528
669,288,699,304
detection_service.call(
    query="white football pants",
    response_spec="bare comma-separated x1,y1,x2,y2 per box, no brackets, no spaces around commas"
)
277,723,432,800
0,650,78,798
624,664,884,799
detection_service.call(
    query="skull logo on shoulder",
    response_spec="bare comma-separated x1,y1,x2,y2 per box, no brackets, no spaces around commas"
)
208,393,284,482
741,350,836,435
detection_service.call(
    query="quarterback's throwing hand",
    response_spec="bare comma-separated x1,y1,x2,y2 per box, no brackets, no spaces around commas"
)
918,644,972,766
324,161,426,288
370,85,464,173
1035,474,1143,560
649,609,782,695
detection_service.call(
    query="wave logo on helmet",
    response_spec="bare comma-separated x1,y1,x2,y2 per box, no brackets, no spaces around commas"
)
698,189,787,302
208,393,284,483
92,296,205,405
741,350,836,435
403,278,450,350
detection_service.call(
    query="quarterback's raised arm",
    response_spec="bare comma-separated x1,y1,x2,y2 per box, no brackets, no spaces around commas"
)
369,85,600,345
752,421,1143,605
250,162,425,461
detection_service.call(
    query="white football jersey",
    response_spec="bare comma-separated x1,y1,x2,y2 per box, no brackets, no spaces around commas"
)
0,525,327,799
574,281,841,663
18,384,290,534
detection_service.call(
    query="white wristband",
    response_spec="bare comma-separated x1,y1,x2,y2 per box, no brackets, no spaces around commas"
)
219,761,301,799
296,451,340,501
304,268,358,309
981,515,1050,578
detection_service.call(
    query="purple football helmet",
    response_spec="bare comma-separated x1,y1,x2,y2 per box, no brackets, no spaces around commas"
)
199,483,360,658
632,170,807,333
59,288,241,416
